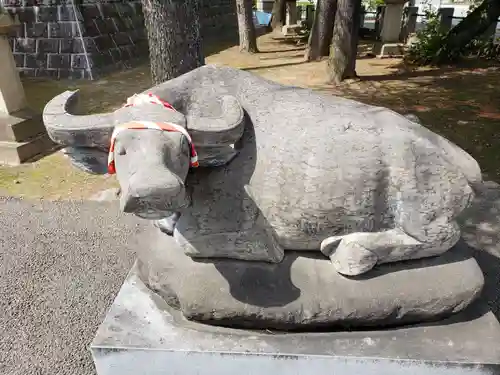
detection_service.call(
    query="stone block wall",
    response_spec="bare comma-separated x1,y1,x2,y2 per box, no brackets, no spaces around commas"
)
200,0,238,42
1,0,237,80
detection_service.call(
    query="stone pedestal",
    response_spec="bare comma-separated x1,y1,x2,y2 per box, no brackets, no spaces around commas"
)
0,14,54,165
90,265,500,375
373,0,407,57
285,0,298,25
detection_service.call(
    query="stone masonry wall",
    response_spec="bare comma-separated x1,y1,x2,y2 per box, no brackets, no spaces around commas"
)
1,0,237,80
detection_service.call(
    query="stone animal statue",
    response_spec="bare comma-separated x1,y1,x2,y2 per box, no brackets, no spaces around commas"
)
43,65,482,277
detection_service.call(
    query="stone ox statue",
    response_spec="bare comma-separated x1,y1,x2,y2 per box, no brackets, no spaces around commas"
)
43,65,482,278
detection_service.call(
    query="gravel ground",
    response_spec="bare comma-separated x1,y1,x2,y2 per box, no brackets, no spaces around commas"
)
0,196,145,375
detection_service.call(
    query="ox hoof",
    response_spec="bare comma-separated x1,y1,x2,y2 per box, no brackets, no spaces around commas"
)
321,235,378,276
154,213,181,236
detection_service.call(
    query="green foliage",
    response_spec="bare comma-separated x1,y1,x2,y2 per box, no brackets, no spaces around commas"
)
363,0,384,12
405,7,450,65
466,39,500,61
405,0,500,65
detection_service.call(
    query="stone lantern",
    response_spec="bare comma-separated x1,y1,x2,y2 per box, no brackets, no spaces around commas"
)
372,0,409,57
282,0,301,36
0,12,53,165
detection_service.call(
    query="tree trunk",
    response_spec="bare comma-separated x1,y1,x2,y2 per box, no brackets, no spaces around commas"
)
141,0,205,85
434,0,500,63
305,0,338,61
271,0,287,29
328,0,361,83
237,0,259,52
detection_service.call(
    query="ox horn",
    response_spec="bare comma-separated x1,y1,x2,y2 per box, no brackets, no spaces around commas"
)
42,90,115,150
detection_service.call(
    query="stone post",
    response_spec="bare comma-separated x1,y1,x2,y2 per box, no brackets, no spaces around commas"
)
285,0,298,25
282,0,301,36
360,6,366,29
400,6,418,42
380,2,405,42
305,4,315,28
297,5,303,22
0,13,53,165
374,6,386,40
372,0,408,57
437,7,454,32
0,18,26,115
256,0,274,13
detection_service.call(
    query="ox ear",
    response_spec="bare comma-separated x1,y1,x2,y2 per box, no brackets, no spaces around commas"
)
185,94,245,147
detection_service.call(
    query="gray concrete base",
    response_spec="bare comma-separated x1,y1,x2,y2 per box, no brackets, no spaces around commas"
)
91,263,500,375
373,42,405,58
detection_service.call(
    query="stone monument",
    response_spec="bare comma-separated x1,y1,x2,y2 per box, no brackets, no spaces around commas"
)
43,65,500,374
372,0,408,57
0,13,54,165
282,0,302,36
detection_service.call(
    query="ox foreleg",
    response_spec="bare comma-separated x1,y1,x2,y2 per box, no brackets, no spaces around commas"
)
154,212,182,236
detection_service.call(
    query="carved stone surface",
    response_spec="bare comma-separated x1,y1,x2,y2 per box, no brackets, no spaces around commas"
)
43,65,487,329
43,65,483,277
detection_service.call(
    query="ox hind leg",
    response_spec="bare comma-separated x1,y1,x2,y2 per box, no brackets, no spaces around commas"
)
320,215,461,277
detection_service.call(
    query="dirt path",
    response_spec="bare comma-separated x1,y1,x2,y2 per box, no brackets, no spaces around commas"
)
2,33,499,199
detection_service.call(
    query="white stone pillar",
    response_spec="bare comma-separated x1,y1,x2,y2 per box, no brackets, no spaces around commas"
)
0,15,27,115
380,2,405,43
0,13,52,166
285,1,298,25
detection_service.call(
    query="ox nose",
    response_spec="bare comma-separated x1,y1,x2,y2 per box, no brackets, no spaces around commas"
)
119,172,187,218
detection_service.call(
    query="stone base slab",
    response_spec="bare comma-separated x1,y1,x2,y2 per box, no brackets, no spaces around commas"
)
0,108,46,142
373,42,405,58
90,266,500,375
135,224,484,330
0,133,57,165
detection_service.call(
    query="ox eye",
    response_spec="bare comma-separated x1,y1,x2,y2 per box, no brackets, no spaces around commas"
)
117,145,126,156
